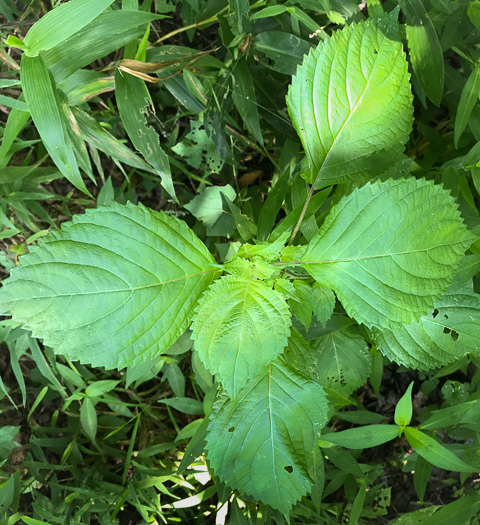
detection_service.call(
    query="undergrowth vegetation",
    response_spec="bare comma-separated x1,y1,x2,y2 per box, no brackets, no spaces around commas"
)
1,0,480,524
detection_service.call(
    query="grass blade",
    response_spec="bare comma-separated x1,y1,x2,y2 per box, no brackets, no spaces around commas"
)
23,0,115,56
20,54,90,195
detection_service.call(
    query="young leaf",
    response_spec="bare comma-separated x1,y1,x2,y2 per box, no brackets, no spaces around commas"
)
320,425,399,449
115,69,175,199
373,287,480,370
287,16,413,187
399,0,444,106
206,360,328,515
455,67,480,148
0,203,217,369
404,427,476,473
23,0,115,56
283,326,318,380
80,398,98,442
394,381,414,426
312,328,370,396
20,55,90,196
414,455,432,502
191,275,291,396
302,178,474,329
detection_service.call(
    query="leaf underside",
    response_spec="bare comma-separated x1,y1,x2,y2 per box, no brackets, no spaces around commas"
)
0,203,216,369
206,360,328,515
287,15,413,187
303,178,474,329
191,275,292,396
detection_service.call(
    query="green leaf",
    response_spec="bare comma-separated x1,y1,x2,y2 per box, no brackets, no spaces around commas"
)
184,185,236,236
0,203,217,369
23,0,115,56
283,326,319,380
455,67,480,148
20,55,90,196
312,328,370,396
43,11,164,84
420,494,480,525
192,275,291,396
413,455,432,502
320,425,399,449
303,178,474,329
232,58,263,146
80,397,97,442
404,427,476,473
206,360,328,515
115,70,175,199
287,16,413,187
0,426,20,459
311,284,335,327
373,287,480,369
158,397,204,415
394,381,414,426
399,0,444,106
420,399,480,430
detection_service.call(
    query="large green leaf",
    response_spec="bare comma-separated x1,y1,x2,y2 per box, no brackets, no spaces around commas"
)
287,15,413,187
312,328,370,395
0,203,217,369
302,178,474,329
373,287,480,369
191,275,291,396
206,360,328,514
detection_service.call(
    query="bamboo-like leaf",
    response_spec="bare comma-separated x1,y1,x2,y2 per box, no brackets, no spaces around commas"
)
23,0,115,57
20,54,90,195
454,67,480,148
399,0,444,106
115,69,175,199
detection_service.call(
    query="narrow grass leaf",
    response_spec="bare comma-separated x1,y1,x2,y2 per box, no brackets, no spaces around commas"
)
20,55,90,195
399,0,444,105
24,0,115,56
320,425,399,449
454,67,480,148
115,69,175,199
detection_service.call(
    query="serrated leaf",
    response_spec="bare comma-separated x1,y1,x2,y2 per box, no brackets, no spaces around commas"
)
23,0,114,56
206,360,328,515
373,287,480,370
191,275,291,396
311,283,335,327
287,16,413,187
284,326,319,380
0,203,217,369
312,328,370,396
303,178,474,329
399,0,444,106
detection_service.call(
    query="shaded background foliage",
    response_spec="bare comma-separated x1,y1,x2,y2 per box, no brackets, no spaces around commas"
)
0,0,479,524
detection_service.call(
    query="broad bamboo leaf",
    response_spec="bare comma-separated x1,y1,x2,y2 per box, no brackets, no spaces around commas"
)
43,11,164,83
303,178,474,328
287,16,413,187
191,275,291,396
312,328,370,395
0,203,217,369
399,0,444,106
20,54,90,195
373,287,480,369
23,0,115,57
454,67,480,148
115,69,174,199
206,360,328,514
